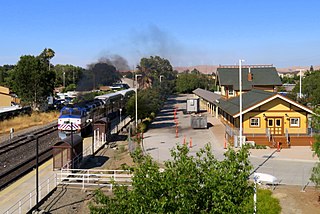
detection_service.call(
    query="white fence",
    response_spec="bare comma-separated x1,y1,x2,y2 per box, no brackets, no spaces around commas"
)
57,169,132,190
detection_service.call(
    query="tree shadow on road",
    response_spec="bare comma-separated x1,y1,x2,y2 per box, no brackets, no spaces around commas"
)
149,122,176,129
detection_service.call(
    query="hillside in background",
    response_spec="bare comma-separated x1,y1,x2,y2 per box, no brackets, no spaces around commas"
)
174,65,320,74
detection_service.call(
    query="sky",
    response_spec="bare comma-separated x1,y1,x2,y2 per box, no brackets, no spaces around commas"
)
1,0,320,69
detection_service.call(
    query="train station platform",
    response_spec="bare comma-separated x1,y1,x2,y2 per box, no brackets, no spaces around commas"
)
0,159,55,213
0,116,132,213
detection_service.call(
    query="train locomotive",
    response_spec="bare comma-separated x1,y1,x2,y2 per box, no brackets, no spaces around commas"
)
58,89,134,139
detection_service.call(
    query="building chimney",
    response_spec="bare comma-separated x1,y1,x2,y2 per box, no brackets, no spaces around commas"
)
248,67,253,81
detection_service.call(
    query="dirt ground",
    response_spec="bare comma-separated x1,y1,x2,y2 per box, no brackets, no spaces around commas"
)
37,140,320,214
38,140,134,213
272,185,320,214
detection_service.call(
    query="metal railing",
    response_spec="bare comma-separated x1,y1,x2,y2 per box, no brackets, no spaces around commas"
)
57,169,132,190
3,174,57,214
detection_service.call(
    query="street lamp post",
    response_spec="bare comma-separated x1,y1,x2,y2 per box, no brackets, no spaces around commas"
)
63,71,66,88
239,59,245,148
253,175,258,214
299,69,303,99
70,122,75,166
135,74,142,130
160,75,164,83
27,134,39,211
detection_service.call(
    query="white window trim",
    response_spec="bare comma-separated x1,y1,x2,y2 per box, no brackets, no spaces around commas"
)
250,118,260,127
228,89,234,96
290,118,300,127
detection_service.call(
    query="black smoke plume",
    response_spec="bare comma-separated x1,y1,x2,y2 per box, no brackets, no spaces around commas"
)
76,55,128,91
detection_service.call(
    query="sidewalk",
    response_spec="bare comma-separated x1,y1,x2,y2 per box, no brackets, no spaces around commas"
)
0,159,56,213
249,146,318,163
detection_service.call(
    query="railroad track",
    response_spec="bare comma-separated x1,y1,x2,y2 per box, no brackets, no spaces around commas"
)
0,123,57,155
0,123,59,190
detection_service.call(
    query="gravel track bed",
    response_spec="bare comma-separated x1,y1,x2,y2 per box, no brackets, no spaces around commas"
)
0,122,60,188
0,130,59,173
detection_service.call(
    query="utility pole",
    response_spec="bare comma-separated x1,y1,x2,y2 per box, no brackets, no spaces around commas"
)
71,122,74,168
135,74,142,129
299,69,302,99
73,68,75,85
63,71,66,88
239,59,245,148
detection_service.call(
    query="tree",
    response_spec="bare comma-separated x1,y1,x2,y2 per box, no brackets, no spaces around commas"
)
125,88,162,121
311,107,320,191
176,73,215,93
310,65,314,72
190,68,200,75
292,69,320,106
10,50,55,109
39,48,55,71
53,64,84,88
137,56,176,93
89,144,254,213
0,64,15,87
276,85,287,92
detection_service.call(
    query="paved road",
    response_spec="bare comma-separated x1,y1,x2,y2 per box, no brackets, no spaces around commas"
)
144,94,225,162
143,94,318,186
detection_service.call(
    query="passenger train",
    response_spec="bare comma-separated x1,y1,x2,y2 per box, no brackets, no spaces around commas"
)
58,89,135,139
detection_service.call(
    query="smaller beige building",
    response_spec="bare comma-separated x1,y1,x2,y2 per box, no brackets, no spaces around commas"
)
0,86,20,107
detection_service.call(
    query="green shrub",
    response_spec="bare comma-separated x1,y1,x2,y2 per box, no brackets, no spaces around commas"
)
150,112,156,119
255,145,267,149
139,121,148,133
248,144,267,149
144,117,152,123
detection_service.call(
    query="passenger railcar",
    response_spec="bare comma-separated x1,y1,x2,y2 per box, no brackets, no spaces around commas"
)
58,89,134,139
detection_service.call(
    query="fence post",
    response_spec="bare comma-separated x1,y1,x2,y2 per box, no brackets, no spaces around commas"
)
97,129,100,149
18,200,21,214
82,174,85,189
29,192,32,209
60,169,62,185
301,167,306,192
47,178,50,193
39,185,42,201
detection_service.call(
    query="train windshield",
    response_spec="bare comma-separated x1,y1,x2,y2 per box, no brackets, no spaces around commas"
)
72,108,81,116
61,109,70,115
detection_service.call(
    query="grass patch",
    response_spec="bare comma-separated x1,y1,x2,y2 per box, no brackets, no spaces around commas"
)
0,111,60,135
248,144,267,149
245,188,281,214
